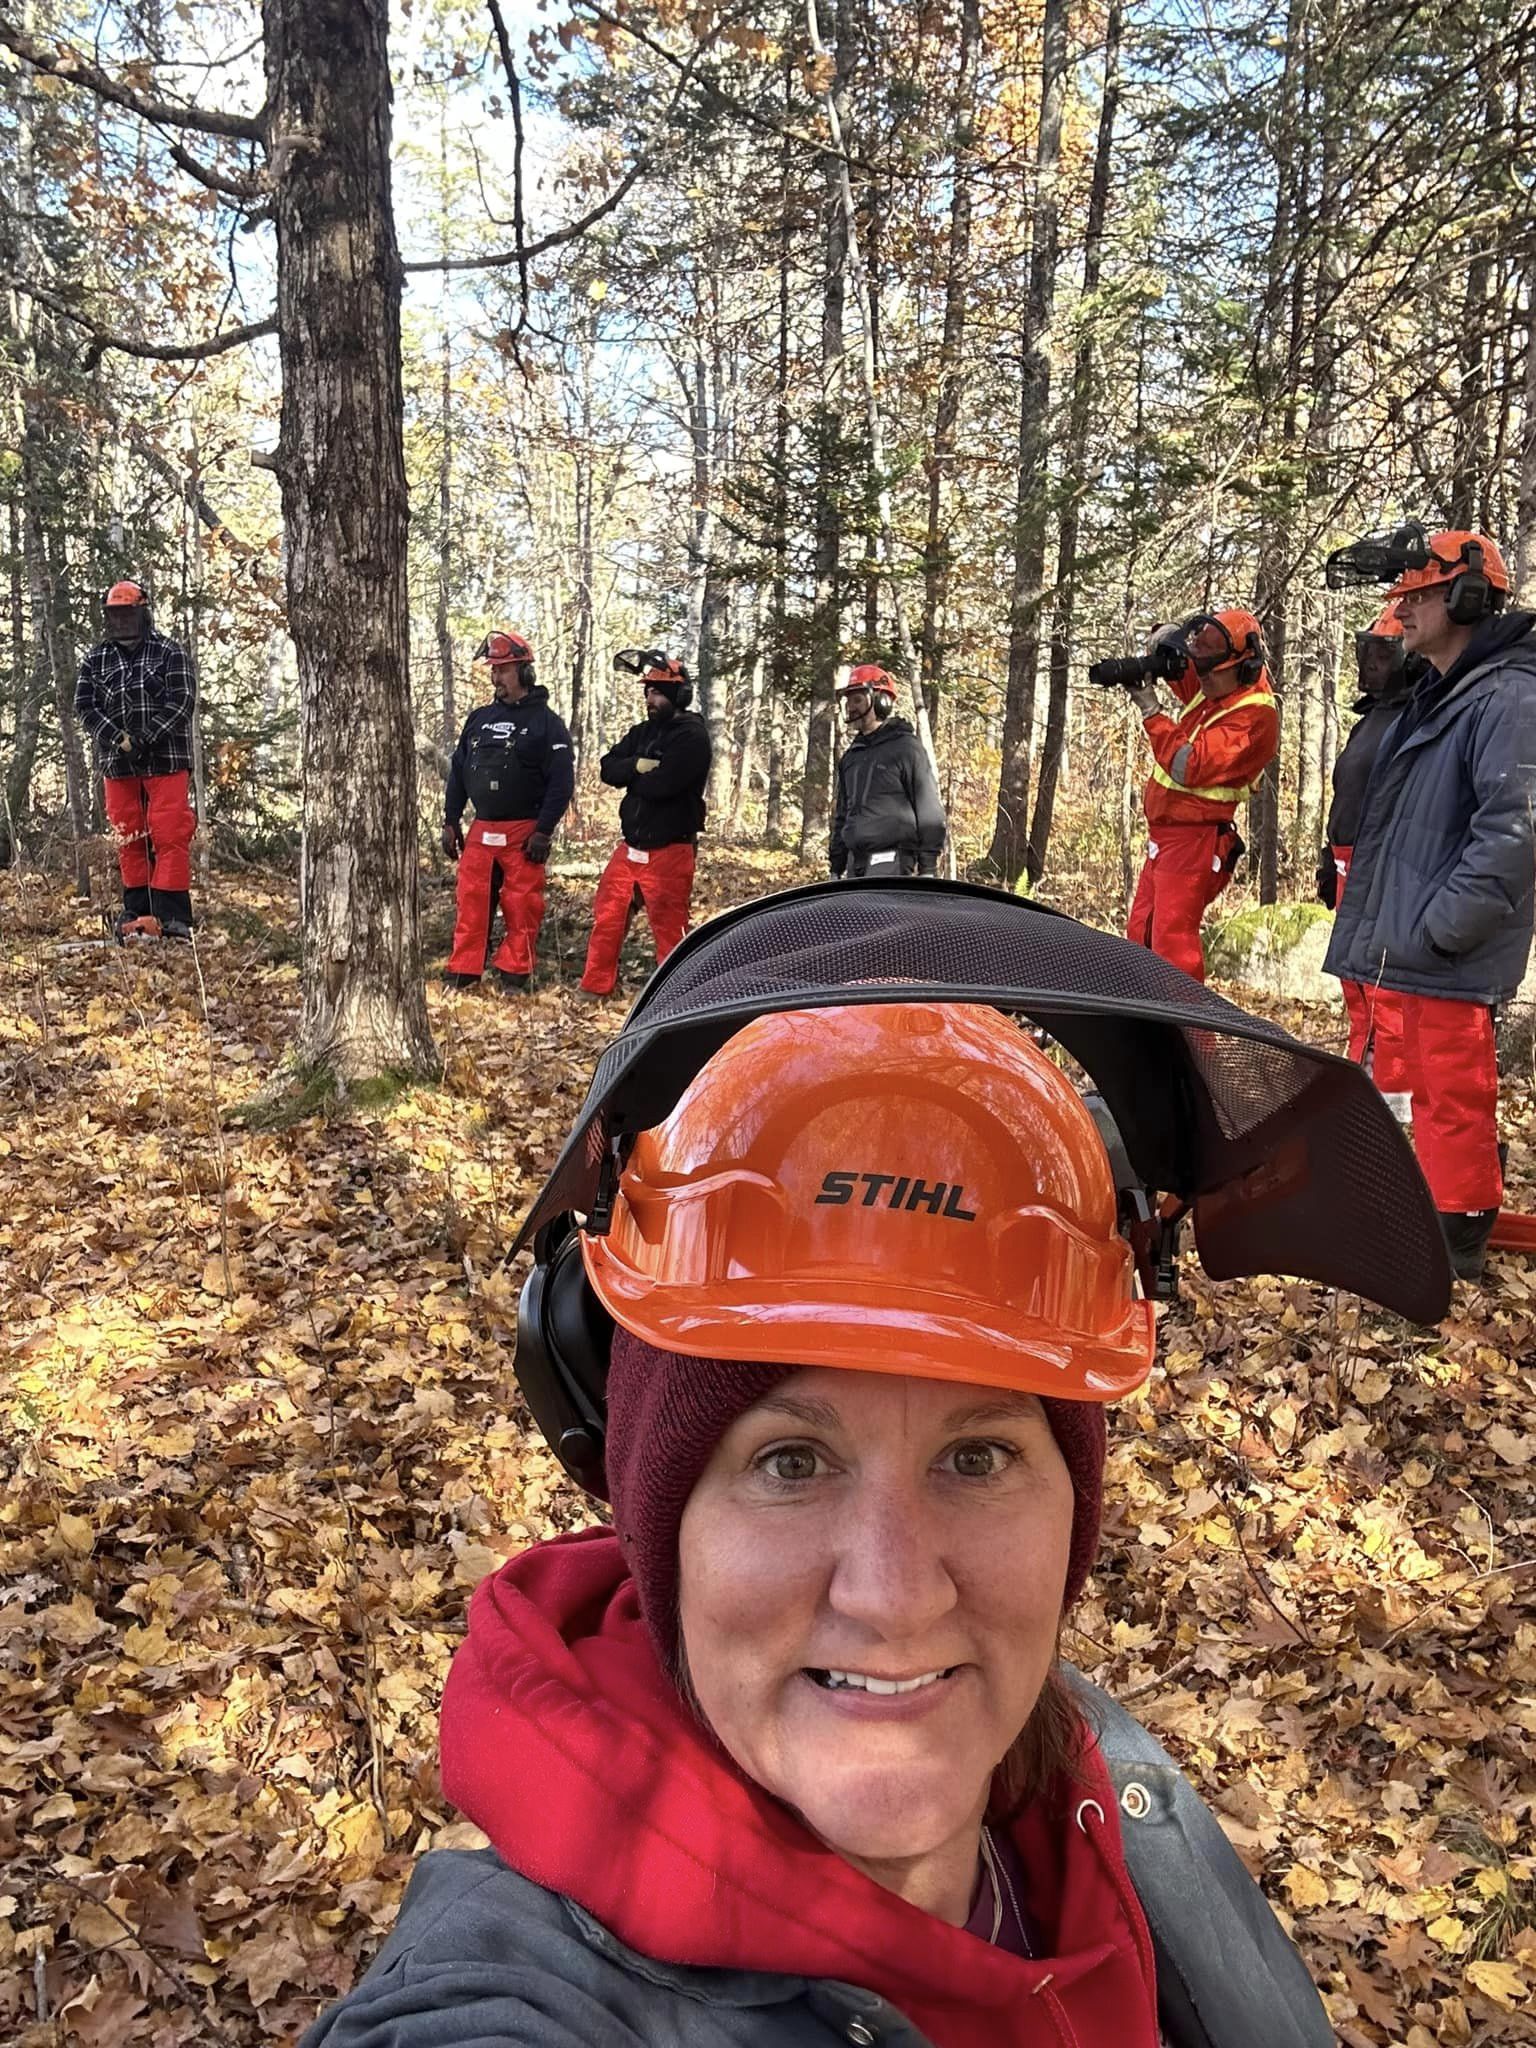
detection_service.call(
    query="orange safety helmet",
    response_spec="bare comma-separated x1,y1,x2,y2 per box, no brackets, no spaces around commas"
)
105,579,147,609
476,629,534,667
580,1003,1156,1402
1181,608,1266,683
1386,530,1509,618
1363,604,1403,639
837,661,897,697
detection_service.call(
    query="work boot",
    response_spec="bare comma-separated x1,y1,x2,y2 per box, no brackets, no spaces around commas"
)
576,986,612,1003
494,969,531,993
441,970,481,990
150,888,195,940
1439,1208,1498,1282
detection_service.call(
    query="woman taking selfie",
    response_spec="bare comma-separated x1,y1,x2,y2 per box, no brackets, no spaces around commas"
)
307,884,1445,2048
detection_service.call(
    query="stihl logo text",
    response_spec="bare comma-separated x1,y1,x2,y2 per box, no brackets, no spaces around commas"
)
815,1172,977,1221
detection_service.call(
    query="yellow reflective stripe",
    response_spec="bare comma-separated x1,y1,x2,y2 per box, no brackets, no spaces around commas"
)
1149,686,1273,801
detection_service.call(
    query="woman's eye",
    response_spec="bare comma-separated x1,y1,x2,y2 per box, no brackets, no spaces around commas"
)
946,1440,1014,1479
756,1444,822,1484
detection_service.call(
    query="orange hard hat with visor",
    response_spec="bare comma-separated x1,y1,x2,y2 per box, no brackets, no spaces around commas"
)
1386,530,1510,604
476,630,534,667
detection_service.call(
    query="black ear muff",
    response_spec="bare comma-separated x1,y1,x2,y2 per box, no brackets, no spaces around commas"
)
1445,543,1494,625
1236,632,1265,686
674,681,694,710
514,1220,615,1497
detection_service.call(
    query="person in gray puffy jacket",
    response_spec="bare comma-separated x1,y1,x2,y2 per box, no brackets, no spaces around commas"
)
304,1004,1330,2048
1323,526,1536,1280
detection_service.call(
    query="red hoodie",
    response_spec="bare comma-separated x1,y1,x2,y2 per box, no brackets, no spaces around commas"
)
440,1528,1160,2048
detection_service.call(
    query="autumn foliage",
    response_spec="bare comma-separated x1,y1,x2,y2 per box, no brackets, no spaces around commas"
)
2,854,1534,2045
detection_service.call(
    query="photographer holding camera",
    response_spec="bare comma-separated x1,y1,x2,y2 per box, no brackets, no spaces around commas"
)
1091,610,1277,982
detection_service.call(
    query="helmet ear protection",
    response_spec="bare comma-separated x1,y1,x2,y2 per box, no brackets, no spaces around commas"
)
1444,541,1498,625
515,1218,615,1498
1229,629,1265,687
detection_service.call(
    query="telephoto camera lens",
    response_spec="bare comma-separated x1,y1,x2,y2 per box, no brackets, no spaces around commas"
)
1086,655,1153,690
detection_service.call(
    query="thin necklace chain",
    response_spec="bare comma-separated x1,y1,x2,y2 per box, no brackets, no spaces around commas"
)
979,1826,1031,1955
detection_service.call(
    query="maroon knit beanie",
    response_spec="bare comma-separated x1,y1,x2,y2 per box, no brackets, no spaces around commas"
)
605,1328,1107,1670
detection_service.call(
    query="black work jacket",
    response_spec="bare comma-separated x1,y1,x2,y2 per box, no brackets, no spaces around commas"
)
445,689,574,833
1324,685,1413,848
830,718,947,877
600,711,711,849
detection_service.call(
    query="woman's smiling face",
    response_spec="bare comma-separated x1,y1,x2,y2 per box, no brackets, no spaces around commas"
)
677,1367,1073,1868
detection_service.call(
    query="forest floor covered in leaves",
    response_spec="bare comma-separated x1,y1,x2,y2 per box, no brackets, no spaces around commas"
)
2,849,1535,2048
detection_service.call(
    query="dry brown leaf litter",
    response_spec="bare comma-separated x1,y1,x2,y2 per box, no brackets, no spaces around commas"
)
1,853,1532,2047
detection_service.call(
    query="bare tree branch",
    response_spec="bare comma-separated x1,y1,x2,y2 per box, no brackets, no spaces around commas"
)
484,0,531,327
0,15,264,142
2,274,275,366
166,139,269,202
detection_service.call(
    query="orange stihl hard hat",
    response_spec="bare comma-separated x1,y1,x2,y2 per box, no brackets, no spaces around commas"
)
1386,529,1510,602
105,580,147,608
580,1003,1156,1402
1363,604,1404,638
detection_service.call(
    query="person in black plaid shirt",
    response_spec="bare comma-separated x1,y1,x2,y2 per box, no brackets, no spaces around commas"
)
74,578,198,939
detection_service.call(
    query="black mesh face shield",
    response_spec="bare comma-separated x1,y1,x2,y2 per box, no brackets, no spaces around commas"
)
1325,522,1430,590
1354,633,1407,691
514,881,1454,1324
614,647,669,679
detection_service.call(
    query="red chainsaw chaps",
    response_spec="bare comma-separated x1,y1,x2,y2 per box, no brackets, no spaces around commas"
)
103,772,195,892
581,840,695,995
1331,845,1408,1092
1397,994,1502,1213
446,818,547,978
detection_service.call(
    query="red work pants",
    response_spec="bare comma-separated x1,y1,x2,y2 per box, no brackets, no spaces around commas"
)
1397,995,1503,1212
1330,844,1408,1096
1126,821,1235,982
102,772,195,893
446,818,547,978
581,840,695,995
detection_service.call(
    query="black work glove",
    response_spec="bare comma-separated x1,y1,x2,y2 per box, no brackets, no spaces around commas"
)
524,830,552,864
1316,845,1338,910
441,821,463,860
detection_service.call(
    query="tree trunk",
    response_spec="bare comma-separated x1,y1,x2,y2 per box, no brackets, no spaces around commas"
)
1515,270,1536,598
767,97,793,853
918,0,981,726
799,0,854,858
1250,0,1309,906
436,325,456,755
987,0,1067,883
568,311,599,775
265,0,436,1081
1027,0,1121,885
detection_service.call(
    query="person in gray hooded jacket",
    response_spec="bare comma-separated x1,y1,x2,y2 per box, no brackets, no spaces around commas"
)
1323,525,1536,1279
